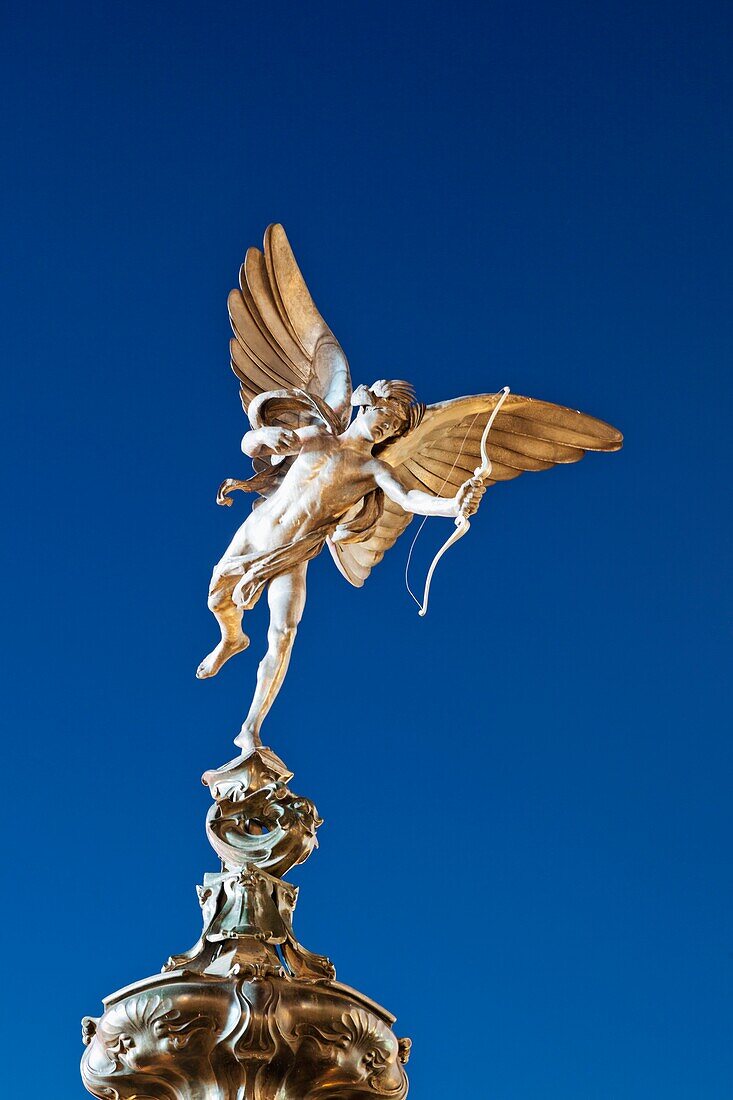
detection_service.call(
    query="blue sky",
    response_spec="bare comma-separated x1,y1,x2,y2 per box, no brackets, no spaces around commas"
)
2,2,731,1096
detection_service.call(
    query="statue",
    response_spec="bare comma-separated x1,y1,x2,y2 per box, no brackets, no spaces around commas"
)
197,224,623,757
81,226,622,1100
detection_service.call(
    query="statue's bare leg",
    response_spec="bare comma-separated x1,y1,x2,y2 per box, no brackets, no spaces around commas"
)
234,563,307,756
196,569,252,679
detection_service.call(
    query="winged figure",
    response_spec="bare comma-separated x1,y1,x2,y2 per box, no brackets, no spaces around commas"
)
198,224,623,757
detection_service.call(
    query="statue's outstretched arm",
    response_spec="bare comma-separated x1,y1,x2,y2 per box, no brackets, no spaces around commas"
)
373,461,484,519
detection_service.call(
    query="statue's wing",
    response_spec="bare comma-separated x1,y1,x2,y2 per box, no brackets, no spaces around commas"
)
228,224,351,428
328,392,622,587
380,391,623,491
328,496,414,587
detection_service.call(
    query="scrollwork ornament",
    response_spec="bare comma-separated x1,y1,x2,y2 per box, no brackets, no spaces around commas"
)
82,975,408,1100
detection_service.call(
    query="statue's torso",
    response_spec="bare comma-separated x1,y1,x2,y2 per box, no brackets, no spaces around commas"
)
251,437,375,545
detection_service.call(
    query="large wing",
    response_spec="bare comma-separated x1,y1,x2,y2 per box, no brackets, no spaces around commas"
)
382,391,623,493
328,496,414,587
329,392,623,586
228,224,351,427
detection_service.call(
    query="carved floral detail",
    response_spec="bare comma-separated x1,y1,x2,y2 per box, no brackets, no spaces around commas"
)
96,994,215,1071
293,1008,406,1095
83,976,408,1100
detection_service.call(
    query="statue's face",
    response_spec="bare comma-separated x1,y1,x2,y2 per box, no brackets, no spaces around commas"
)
358,404,402,444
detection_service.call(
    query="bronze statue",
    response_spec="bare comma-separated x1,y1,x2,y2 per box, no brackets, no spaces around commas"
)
198,224,623,756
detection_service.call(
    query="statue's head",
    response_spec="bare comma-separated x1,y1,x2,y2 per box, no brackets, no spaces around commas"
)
351,380,425,446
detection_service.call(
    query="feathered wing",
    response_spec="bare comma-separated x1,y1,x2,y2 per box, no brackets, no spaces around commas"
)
328,495,414,586
228,224,351,427
329,392,623,587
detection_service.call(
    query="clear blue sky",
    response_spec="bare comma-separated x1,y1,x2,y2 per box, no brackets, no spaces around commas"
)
2,2,731,1096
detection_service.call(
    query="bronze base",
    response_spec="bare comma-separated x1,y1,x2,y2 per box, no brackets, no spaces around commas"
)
81,749,410,1099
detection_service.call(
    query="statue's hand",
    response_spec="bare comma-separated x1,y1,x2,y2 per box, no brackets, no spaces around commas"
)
257,427,299,455
217,479,251,506
455,476,485,519
217,479,236,506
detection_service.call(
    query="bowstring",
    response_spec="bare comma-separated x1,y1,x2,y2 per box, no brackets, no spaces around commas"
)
404,409,482,609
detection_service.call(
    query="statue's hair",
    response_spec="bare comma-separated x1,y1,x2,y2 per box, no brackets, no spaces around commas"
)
368,379,426,438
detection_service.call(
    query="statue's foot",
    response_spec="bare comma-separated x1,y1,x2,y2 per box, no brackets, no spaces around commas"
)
234,723,261,758
196,635,250,679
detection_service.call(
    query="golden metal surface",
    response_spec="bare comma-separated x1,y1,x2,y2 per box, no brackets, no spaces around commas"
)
82,748,409,1100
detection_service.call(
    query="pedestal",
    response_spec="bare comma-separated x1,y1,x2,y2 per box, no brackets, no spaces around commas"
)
81,747,410,1099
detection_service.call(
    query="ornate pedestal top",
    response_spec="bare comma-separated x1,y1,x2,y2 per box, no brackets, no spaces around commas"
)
81,746,410,1099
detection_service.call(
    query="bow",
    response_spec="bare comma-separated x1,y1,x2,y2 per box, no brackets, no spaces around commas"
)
409,386,510,617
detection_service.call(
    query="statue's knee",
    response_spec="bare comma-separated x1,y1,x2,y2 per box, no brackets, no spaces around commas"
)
270,623,297,651
207,582,231,612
